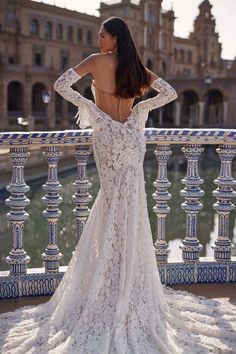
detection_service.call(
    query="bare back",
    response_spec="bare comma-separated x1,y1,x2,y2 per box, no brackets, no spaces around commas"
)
91,53,135,122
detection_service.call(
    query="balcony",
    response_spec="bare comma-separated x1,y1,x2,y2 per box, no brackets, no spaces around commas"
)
0,128,236,302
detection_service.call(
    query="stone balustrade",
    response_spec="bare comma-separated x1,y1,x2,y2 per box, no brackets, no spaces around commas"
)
0,128,236,299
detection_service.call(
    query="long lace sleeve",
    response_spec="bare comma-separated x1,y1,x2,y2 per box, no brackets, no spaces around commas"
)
135,77,177,114
53,68,92,129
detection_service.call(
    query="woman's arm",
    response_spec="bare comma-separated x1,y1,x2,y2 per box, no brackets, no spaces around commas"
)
53,55,97,128
53,54,96,105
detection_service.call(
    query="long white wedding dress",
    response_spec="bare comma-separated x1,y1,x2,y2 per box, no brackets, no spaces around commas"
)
0,69,236,354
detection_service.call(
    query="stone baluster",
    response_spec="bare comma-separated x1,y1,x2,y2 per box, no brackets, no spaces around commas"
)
180,145,204,261
41,146,63,272
5,147,31,274
73,145,93,240
153,145,172,263
212,145,236,261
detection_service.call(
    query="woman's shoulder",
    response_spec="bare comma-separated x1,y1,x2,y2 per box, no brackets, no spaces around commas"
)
91,52,117,63
89,52,113,59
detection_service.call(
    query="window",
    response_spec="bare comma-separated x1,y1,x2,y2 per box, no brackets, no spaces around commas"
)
45,21,52,38
33,45,44,66
77,28,83,44
87,29,92,45
57,24,63,40
67,26,73,43
31,19,39,36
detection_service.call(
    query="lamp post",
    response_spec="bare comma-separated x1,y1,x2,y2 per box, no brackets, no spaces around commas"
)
204,75,212,126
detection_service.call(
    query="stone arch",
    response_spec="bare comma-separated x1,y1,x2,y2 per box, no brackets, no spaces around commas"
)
181,90,199,127
32,82,47,116
7,81,24,121
162,101,175,126
206,89,224,126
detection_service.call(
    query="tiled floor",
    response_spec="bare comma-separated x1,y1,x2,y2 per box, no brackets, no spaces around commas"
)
0,283,236,315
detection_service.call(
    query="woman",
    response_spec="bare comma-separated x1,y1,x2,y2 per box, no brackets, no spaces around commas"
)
0,17,235,354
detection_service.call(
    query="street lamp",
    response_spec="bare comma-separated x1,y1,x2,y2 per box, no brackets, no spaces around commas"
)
42,89,51,104
204,75,212,126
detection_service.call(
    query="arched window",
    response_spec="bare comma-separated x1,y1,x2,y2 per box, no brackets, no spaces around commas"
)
67,26,73,43
180,49,185,62
31,19,39,36
45,21,52,38
77,28,83,44
57,24,63,40
87,29,92,45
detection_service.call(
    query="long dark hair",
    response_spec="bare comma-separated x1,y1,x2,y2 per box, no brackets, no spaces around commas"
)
102,17,150,98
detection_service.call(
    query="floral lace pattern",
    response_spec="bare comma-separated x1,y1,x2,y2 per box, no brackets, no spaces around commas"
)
0,70,235,353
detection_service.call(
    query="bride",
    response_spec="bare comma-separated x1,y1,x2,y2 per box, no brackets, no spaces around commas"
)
0,16,236,354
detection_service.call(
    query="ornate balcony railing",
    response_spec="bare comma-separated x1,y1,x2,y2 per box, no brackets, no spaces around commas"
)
0,128,236,299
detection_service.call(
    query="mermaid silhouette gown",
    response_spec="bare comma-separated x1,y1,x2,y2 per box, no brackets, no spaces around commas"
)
0,68,236,354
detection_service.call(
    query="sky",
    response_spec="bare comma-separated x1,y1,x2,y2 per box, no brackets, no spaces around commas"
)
32,0,236,60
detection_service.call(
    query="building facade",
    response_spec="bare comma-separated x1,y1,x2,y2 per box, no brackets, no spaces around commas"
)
0,0,235,131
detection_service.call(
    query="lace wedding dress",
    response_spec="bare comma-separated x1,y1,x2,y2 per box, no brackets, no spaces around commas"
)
0,69,236,354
